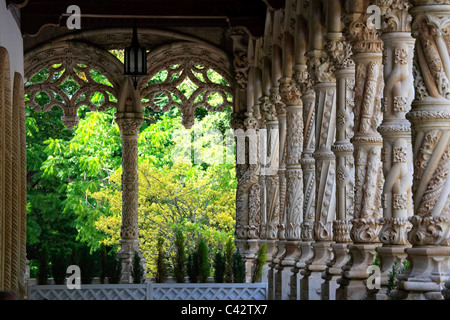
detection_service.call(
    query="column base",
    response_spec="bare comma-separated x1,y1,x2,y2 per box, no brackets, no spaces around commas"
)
393,246,450,300
300,241,334,300
322,242,351,300
373,245,409,300
290,241,314,300
274,240,299,300
263,240,279,284
336,243,380,300
117,239,145,284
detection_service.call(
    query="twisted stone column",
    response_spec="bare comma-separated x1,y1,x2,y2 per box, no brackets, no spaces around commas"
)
323,31,356,300
115,112,144,283
259,95,280,253
300,47,337,300
372,0,415,299
337,0,385,300
393,0,450,300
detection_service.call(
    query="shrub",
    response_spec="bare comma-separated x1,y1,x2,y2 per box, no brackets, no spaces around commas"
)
224,237,234,283
51,251,67,285
214,252,225,283
197,238,210,283
37,244,50,285
131,251,145,284
107,256,122,284
155,237,169,283
232,247,246,283
251,242,267,283
78,246,96,284
187,250,199,283
172,230,187,283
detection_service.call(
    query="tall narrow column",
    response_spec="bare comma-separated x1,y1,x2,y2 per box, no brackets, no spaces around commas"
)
323,0,356,298
280,74,304,282
301,0,337,299
115,111,144,283
299,75,316,254
373,0,415,299
393,0,450,300
337,0,385,300
260,95,280,257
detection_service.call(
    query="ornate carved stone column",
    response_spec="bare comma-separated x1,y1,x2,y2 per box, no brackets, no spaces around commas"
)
300,0,337,299
392,0,450,300
279,74,304,294
115,111,144,283
260,95,280,252
336,0,385,300
322,1,356,298
373,0,415,299
290,64,316,300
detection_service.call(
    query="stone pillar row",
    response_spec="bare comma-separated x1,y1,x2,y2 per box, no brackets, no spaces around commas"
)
236,0,450,301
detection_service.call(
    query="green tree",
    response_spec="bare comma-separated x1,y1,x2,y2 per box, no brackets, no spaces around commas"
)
224,237,235,283
172,230,187,283
197,238,210,283
131,251,145,284
232,248,246,283
251,242,267,283
187,250,199,283
155,237,169,283
214,252,225,283
37,243,50,285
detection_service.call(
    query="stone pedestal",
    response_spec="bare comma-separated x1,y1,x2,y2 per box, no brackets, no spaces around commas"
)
274,240,299,300
394,246,450,300
374,245,409,300
322,242,350,300
290,240,314,300
336,243,380,300
300,241,334,300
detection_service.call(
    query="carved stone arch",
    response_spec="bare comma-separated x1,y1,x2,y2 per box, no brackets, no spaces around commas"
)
52,27,224,51
24,41,124,129
140,41,234,129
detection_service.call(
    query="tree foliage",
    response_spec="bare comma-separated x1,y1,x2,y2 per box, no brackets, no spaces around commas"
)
25,64,236,279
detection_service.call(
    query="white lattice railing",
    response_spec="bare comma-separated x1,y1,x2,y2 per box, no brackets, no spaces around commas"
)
28,283,267,300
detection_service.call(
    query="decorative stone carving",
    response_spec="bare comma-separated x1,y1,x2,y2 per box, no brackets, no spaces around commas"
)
115,113,144,240
24,42,122,129
140,43,234,129
279,76,304,243
391,1,450,300
337,0,385,300
375,0,415,262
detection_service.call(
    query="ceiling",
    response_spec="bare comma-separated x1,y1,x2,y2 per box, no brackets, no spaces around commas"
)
19,0,286,53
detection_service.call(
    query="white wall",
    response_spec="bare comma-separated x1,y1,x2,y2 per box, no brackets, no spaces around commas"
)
0,0,24,85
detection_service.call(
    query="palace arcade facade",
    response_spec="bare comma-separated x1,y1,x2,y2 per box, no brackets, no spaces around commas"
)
0,0,449,300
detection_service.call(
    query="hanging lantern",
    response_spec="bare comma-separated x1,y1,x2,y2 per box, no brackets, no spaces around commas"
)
124,25,147,89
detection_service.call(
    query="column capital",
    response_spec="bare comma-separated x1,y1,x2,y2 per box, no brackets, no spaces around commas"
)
374,0,412,33
305,50,336,84
343,12,384,54
269,87,286,115
279,77,302,107
326,36,355,70
259,95,278,122
115,112,144,136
